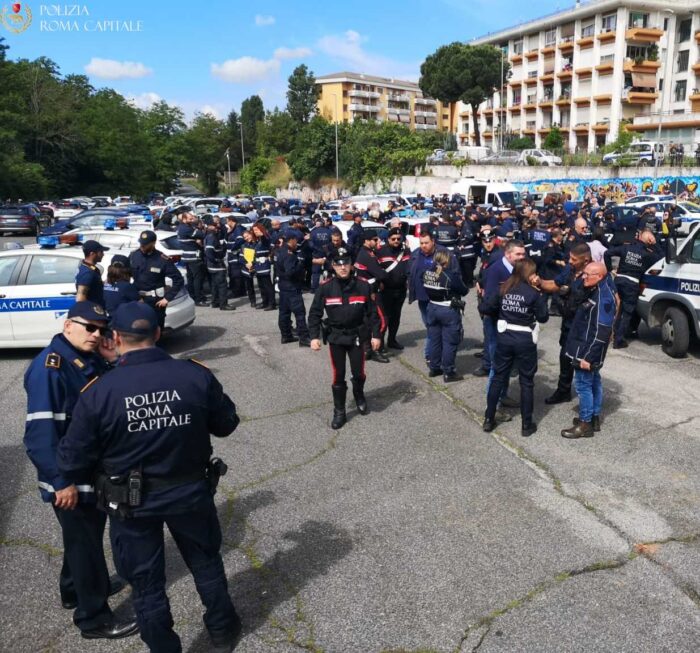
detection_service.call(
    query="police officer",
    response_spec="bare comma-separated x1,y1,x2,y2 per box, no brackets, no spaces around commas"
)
423,250,468,382
308,250,382,429
56,302,242,653
204,217,235,311
482,259,549,436
605,230,663,348
276,230,311,346
435,214,459,252
104,254,140,315
129,230,184,329
177,211,208,306
23,301,136,640
346,214,365,259
76,240,109,305
309,216,332,290
225,214,246,298
456,212,479,287
376,227,410,350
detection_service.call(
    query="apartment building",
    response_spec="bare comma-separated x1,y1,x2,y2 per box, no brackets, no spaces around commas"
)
462,0,700,152
316,71,456,133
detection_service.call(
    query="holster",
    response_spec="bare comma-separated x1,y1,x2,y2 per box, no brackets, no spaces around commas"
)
206,457,228,496
95,470,141,520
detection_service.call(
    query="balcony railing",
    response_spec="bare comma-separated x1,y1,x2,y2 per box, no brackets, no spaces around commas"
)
415,123,438,130
388,94,410,103
348,90,381,99
414,97,437,107
349,103,380,112
387,107,410,115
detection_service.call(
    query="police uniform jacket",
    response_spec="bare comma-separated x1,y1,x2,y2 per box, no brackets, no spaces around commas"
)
483,280,549,328
204,231,226,272
540,240,567,279
24,334,109,503
476,247,503,286
56,348,239,516
75,261,104,306
408,244,457,303
354,246,387,291
104,280,140,315
564,280,616,368
226,225,245,267
422,266,468,305
177,223,204,262
276,245,306,292
435,223,459,250
253,237,272,275
457,220,478,261
128,249,184,301
347,223,364,256
310,226,332,258
523,229,551,262
376,243,410,290
605,241,662,281
308,275,381,345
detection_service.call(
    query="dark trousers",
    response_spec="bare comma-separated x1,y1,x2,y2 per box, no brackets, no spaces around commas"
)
228,265,245,297
185,259,206,303
311,263,324,291
257,274,275,307
243,275,256,305
143,297,166,330
278,290,309,339
109,497,239,653
380,287,406,344
556,326,574,395
614,277,639,345
329,342,365,385
53,504,112,631
485,332,538,425
426,303,463,375
459,257,476,287
208,269,229,307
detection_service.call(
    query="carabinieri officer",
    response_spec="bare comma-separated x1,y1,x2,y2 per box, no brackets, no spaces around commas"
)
57,302,243,653
129,230,184,329
23,301,136,640
308,249,382,429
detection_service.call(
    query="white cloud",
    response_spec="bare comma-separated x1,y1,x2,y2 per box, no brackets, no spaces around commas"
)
84,57,153,80
273,46,312,60
211,56,281,83
316,30,416,79
255,14,275,27
199,105,221,119
127,92,162,109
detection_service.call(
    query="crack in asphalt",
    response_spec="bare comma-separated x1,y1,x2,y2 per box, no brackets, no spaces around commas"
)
0,537,62,557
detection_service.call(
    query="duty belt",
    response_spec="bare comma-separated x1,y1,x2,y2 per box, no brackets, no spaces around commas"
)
616,274,639,283
429,299,452,307
139,287,166,298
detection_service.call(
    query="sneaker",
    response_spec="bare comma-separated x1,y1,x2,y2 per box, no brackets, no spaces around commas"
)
472,367,489,377
499,396,519,409
443,372,464,383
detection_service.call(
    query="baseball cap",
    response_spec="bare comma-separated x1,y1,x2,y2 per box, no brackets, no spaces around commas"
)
139,230,157,245
82,240,109,255
111,254,130,267
111,302,159,335
67,301,109,322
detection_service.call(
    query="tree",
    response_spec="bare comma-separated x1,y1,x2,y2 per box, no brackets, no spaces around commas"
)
257,109,298,155
182,113,227,195
224,109,243,170
239,156,273,195
509,136,536,150
543,126,564,151
286,64,319,126
287,116,337,184
240,95,264,159
420,43,509,146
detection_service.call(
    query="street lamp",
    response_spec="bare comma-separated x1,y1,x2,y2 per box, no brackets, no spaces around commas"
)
237,120,245,167
654,8,675,178
330,93,339,179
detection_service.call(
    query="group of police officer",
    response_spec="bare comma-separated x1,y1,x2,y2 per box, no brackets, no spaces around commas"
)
22,190,668,651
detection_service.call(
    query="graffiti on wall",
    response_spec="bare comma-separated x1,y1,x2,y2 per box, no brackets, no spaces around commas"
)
513,176,700,202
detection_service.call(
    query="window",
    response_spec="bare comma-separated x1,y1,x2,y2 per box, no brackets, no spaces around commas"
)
659,78,664,91
675,80,687,102
690,232,700,263
600,54,615,64
677,50,689,72
544,28,556,46
664,17,669,30
0,256,20,286
513,39,523,54
581,22,594,38
628,12,649,28
602,13,617,32
678,18,692,42
26,256,80,286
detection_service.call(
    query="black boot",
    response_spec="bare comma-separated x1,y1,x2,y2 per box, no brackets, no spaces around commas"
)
331,384,347,429
351,377,368,415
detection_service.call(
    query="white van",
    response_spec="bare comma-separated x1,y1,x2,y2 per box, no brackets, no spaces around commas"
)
449,178,521,207
638,222,700,357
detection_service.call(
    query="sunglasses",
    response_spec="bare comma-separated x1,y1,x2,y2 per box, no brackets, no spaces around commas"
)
70,319,110,336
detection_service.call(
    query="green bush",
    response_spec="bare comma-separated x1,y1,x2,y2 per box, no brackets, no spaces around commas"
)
509,136,536,150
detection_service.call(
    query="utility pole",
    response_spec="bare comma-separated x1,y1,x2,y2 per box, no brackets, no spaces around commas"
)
238,121,245,167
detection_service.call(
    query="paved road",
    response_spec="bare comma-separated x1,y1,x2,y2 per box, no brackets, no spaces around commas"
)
1,252,700,652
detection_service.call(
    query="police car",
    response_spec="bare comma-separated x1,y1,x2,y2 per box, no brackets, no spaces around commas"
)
0,239,195,348
635,201,700,235
638,222,700,358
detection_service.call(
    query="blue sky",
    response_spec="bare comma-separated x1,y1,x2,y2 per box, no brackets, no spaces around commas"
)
2,0,565,121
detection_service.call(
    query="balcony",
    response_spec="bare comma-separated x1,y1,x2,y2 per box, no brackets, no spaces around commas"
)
509,79,523,87
539,96,554,107
415,123,438,130
524,76,538,87
573,123,590,133
509,103,522,112
542,44,556,55
623,59,661,73
414,97,437,107
557,67,573,80
555,94,571,106
623,89,659,104
523,101,537,110
510,52,524,63
348,90,380,99
414,109,437,118
483,130,493,139
692,63,700,74
575,67,593,77
559,37,575,51
597,29,617,43
574,97,591,106
525,49,539,60
388,94,411,103
594,94,613,104
538,126,552,135
593,121,610,132
625,27,664,42
595,62,614,74
627,111,700,130
349,103,380,112
387,107,410,116
577,35,594,48
523,124,536,135
540,71,555,82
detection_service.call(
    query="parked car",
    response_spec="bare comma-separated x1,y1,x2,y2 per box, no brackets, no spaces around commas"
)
480,150,522,165
0,204,42,235
519,149,562,166
624,194,675,205
602,141,663,166
53,199,88,219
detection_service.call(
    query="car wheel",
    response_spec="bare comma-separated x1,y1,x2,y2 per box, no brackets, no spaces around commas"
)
661,306,690,358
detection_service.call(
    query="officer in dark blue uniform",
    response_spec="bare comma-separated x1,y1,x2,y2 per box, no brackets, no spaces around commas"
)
456,212,479,287
177,211,207,306
422,249,468,382
76,240,109,306
309,216,332,290
308,250,382,429
104,254,140,315
56,302,242,653
129,230,184,329
346,214,365,259
276,230,311,346
482,259,549,436
204,217,235,311
435,215,459,252
225,214,246,298
23,301,136,640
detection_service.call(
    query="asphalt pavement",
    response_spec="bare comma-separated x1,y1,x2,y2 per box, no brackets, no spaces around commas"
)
1,251,700,652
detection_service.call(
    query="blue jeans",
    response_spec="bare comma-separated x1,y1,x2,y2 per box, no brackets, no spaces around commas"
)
484,317,509,400
418,300,431,360
574,368,603,422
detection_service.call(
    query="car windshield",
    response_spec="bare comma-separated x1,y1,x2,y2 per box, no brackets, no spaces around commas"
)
0,208,24,215
679,202,700,212
499,192,521,205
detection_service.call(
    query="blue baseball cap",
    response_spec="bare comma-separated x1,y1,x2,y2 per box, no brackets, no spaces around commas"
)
82,240,109,255
67,301,109,322
139,230,157,245
111,302,159,335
